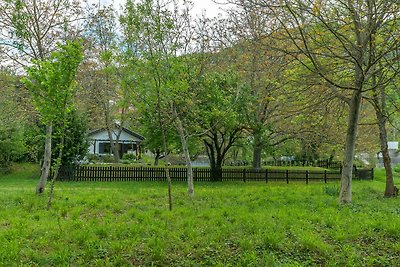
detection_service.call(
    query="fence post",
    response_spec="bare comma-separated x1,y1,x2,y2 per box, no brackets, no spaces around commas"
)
265,169,268,183
324,170,327,183
286,170,289,184
371,168,374,180
243,168,246,183
194,168,197,182
306,170,309,184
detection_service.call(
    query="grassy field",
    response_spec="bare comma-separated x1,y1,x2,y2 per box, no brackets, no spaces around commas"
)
1,164,400,266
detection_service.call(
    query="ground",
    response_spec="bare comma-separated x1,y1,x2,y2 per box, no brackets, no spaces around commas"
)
0,164,399,266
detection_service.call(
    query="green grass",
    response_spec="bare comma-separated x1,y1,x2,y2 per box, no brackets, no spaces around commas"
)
1,164,400,266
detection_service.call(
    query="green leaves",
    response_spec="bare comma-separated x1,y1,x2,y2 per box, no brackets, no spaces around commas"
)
22,40,83,124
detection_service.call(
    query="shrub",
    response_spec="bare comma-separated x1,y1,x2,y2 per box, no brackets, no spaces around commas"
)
393,164,400,174
122,153,137,161
86,154,100,163
101,154,115,163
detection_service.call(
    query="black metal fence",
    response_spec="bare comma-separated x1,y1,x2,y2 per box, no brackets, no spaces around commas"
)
230,159,343,169
58,165,374,183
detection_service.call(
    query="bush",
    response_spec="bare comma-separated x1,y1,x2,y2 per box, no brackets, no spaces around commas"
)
393,164,400,174
86,154,100,163
101,154,115,163
122,153,137,161
120,159,132,165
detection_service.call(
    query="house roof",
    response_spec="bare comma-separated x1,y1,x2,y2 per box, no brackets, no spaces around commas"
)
88,126,145,141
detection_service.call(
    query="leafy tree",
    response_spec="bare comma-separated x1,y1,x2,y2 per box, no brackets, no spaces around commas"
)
197,71,245,180
79,3,131,162
138,107,180,166
22,41,83,206
246,0,400,203
0,0,82,193
214,3,289,169
120,0,208,198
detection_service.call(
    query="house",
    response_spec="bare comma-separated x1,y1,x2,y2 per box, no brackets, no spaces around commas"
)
377,141,400,167
87,127,145,158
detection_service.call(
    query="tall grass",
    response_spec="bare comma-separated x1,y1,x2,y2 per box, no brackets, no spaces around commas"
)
0,164,399,266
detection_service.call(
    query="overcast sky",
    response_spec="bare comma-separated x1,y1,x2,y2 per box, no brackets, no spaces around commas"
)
90,0,229,18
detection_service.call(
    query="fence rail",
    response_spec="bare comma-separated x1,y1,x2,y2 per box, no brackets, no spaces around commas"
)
230,159,343,169
58,166,374,183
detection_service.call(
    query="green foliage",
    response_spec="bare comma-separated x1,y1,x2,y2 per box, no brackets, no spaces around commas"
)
86,154,100,163
21,40,84,125
22,122,44,163
0,71,26,169
393,165,400,174
0,165,399,265
100,154,116,163
197,71,246,171
0,124,25,169
51,111,89,166
122,153,137,161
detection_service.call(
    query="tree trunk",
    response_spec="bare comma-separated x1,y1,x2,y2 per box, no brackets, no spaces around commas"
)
47,134,65,210
372,84,395,197
378,115,395,197
174,112,194,197
36,123,52,194
154,149,160,166
209,150,223,181
339,90,362,204
160,124,172,211
204,140,220,181
113,140,120,161
215,156,223,182
106,128,116,159
252,131,263,169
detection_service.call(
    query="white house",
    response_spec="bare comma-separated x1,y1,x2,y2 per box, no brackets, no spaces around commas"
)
87,127,145,158
377,141,400,167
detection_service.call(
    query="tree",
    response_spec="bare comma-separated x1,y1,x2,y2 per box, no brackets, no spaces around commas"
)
245,0,400,203
214,3,289,169
197,71,245,180
79,3,129,162
0,0,82,193
364,14,400,196
0,70,26,170
120,0,208,198
138,107,180,166
22,40,83,207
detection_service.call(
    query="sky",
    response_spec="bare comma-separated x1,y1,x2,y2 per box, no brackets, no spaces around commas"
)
91,0,229,18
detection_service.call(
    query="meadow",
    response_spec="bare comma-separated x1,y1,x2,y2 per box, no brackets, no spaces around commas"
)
1,164,399,266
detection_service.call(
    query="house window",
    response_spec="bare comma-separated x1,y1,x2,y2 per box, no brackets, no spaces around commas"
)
98,142,111,154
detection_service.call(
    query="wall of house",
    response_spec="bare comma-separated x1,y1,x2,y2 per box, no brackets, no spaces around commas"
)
87,129,143,156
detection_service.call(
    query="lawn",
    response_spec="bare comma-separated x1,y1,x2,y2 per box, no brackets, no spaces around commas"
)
0,164,399,266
